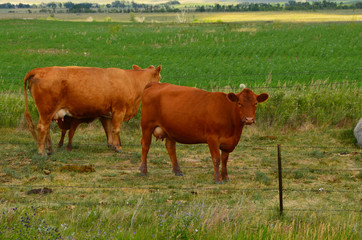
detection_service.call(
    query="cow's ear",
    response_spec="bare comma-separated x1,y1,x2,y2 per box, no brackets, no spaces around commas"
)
227,93,238,102
133,65,142,70
155,65,162,74
257,93,269,103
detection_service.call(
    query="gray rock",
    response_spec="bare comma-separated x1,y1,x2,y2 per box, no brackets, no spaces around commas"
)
354,118,362,146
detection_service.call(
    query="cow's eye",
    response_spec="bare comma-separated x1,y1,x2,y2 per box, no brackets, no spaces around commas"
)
238,102,242,107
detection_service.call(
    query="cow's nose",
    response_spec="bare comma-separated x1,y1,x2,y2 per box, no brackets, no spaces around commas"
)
242,117,255,125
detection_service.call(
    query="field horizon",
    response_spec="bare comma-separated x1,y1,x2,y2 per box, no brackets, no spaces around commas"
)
1,0,361,5
0,0,294,4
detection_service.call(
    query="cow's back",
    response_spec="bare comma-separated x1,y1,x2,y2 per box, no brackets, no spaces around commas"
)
28,67,138,118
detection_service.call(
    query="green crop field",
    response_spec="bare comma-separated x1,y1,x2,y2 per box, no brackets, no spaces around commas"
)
0,17,361,91
0,16,361,239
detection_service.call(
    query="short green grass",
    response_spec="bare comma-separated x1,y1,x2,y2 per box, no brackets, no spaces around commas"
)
0,19,361,91
0,123,361,239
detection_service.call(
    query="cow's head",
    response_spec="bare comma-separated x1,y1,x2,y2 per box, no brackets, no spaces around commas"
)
227,88,269,125
133,65,162,82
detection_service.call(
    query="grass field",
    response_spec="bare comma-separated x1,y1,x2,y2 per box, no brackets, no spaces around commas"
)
0,15,361,239
0,122,361,239
0,17,361,91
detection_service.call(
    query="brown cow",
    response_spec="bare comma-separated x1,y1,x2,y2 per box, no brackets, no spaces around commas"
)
139,82,269,183
56,116,115,152
24,65,161,155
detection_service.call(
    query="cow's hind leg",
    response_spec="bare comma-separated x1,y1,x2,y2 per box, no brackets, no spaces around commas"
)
58,129,66,148
37,117,52,155
140,126,153,176
165,138,184,176
207,139,222,184
221,150,230,182
66,121,81,152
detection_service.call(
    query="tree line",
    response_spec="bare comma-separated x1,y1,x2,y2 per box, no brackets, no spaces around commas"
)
197,1,362,12
1,1,361,13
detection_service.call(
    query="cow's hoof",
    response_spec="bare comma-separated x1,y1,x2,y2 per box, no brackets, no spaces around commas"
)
140,172,147,176
175,172,184,176
215,181,223,184
114,146,122,153
223,178,230,183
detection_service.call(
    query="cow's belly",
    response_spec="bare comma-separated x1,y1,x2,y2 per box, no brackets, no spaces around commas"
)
67,104,110,119
171,135,206,145
157,124,207,144
154,123,239,151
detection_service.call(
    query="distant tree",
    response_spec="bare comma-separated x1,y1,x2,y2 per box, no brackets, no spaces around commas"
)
112,1,126,8
47,2,57,9
167,1,180,5
18,3,32,8
64,2,74,9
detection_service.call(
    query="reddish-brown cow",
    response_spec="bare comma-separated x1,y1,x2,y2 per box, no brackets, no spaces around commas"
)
56,116,116,152
24,65,161,155
139,82,269,183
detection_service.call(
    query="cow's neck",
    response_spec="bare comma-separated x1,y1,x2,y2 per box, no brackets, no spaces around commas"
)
232,104,244,139
135,71,155,91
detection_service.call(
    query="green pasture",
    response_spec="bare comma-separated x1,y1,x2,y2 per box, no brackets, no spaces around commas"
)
0,123,361,239
0,17,361,239
0,18,361,91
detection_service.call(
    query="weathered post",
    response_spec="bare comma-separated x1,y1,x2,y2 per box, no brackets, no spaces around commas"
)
277,144,283,216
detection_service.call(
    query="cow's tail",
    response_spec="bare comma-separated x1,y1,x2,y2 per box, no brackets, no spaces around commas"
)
23,70,38,142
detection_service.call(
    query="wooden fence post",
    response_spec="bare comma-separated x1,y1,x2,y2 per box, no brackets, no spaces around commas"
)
277,144,283,216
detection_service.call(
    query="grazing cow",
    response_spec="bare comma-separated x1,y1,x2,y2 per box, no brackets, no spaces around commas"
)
139,82,269,183
24,65,161,155
56,116,115,152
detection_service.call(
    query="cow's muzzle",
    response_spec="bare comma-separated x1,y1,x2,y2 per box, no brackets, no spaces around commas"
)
242,117,255,125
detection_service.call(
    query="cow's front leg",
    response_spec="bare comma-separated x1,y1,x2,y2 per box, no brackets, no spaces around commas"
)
45,130,53,155
165,138,184,176
100,117,115,148
221,151,230,182
111,111,125,152
207,139,222,184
